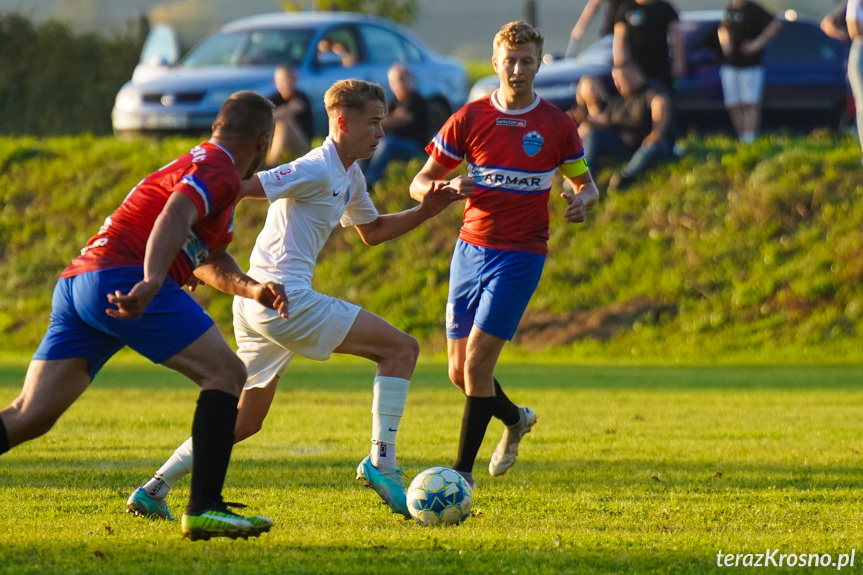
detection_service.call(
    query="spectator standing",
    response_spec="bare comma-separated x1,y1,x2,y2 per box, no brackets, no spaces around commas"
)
718,0,783,143
580,62,674,191
848,0,863,164
568,0,634,57
613,0,684,91
364,64,429,188
267,64,314,167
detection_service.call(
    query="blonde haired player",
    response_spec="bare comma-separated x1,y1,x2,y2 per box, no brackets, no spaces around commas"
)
128,79,465,521
411,21,598,488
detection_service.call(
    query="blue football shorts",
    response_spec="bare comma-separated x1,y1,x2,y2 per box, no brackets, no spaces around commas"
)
446,239,545,341
33,266,214,379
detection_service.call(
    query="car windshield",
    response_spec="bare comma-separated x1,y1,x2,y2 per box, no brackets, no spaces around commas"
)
180,28,314,67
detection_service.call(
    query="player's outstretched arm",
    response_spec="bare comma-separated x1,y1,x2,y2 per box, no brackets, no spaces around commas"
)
409,156,475,202
194,248,289,319
354,181,465,246
561,172,599,224
237,174,267,201
106,193,199,320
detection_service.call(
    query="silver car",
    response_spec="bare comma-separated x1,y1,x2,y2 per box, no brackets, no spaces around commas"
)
112,12,468,138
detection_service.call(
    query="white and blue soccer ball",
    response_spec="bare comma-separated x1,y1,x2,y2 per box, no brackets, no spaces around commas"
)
406,466,472,526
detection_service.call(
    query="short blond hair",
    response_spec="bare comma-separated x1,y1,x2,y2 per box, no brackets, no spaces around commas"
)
493,20,544,58
323,79,387,117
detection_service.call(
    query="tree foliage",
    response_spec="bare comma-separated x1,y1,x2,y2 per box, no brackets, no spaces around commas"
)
0,13,143,135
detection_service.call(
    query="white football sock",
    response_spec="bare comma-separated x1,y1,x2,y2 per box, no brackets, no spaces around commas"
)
370,376,409,469
142,438,194,499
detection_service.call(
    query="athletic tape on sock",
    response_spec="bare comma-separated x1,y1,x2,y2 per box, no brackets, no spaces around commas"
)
372,376,409,416
372,376,409,445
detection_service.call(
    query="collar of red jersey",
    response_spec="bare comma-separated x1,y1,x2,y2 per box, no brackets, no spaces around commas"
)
206,140,236,165
490,90,541,115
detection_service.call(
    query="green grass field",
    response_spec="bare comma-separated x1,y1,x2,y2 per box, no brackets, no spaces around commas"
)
2,358,863,574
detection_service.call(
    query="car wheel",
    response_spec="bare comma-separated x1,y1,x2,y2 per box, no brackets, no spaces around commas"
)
427,97,452,138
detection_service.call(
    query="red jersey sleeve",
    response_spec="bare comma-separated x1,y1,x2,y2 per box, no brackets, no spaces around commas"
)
425,104,469,171
172,144,237,220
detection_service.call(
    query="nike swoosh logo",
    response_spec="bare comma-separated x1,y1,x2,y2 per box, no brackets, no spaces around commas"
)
333,190,340,196
388,427,398,432
199,513,250,527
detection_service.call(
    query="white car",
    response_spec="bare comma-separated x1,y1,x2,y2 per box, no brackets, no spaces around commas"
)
112,12,468,138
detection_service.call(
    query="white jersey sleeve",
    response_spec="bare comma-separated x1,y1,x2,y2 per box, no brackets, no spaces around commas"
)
339,164,379,227
257,148,330,203
849,0,862,24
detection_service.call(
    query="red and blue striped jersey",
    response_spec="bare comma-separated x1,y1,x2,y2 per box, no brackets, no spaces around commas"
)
62,142,239,286
426,93,586,255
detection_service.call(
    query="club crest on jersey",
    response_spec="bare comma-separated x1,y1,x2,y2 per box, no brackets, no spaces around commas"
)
522,131,543,157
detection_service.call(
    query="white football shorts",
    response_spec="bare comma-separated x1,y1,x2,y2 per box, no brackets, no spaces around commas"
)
232,289,361,389
720,65,765,106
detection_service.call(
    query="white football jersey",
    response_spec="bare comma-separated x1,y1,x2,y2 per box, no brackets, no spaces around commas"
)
250,138,378,290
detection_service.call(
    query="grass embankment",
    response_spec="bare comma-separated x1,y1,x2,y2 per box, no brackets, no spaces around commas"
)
0,133,860,361
3,362,863,574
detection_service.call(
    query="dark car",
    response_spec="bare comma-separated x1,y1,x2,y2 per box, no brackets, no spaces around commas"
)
469,11,852,133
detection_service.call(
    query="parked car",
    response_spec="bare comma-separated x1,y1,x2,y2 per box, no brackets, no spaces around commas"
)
468,11,852,133
112,12,468,138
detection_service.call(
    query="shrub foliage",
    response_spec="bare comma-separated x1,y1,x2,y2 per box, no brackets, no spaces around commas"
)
0,13,142,135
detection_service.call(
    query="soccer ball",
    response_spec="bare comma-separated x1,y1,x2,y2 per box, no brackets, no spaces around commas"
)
406,467,472,526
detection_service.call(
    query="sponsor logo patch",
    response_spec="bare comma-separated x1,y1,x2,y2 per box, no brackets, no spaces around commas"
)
496,118,527,127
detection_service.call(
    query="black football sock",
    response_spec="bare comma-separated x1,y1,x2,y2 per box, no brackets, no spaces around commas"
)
186,389,238,515
0,416,9,455
453,396,495,474
492,377,520,426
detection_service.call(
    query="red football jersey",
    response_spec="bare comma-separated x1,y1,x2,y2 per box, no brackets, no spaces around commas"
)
426,93,585,255
62,142,239,286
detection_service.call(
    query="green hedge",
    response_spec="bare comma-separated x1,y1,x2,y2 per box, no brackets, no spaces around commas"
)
0,13,142,135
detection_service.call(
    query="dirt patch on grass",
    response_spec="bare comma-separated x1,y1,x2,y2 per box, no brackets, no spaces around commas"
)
514,298,677,349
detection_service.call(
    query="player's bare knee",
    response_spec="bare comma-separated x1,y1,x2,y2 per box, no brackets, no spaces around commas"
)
448,366,465,387
398,334,420,366
205,355,247,395
385,332,419,368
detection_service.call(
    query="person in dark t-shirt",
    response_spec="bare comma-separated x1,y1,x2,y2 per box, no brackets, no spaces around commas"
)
579,62,674,191
568,0,634,57
613,0,684,91
267,64,314,166
363,63,429,188
718,0,782,142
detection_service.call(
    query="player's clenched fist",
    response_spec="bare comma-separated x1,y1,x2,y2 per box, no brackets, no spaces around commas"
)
561,191,589,223
445,175,476,198
253,282,290,319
